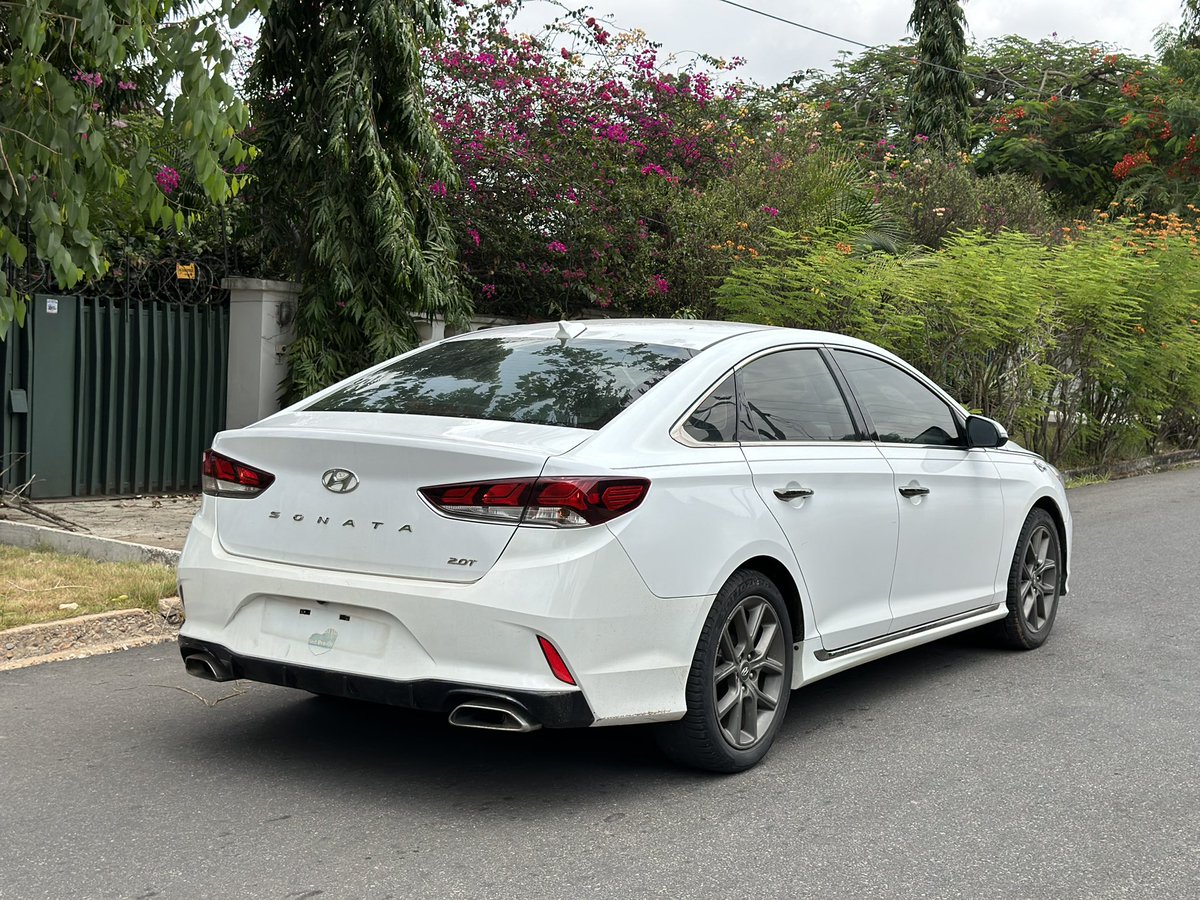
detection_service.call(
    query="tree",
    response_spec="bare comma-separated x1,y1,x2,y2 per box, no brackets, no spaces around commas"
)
0,0,266,336
907,0,973,150
249,0,467,398
1185,1,1200,47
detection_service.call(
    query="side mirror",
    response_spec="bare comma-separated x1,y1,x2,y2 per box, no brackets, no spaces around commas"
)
966,415,1008,449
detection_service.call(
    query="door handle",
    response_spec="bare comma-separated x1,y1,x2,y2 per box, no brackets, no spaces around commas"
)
773,486,814,501
899,485,930,498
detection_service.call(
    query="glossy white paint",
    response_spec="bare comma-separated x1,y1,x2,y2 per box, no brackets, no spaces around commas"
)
179,320,1072,726
741,443,899,649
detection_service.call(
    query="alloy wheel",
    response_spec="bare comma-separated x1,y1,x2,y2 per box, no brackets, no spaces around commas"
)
1020,524,1059,632
712,594,787,749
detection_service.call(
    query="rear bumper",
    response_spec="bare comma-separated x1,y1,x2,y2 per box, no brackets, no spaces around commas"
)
179,637,595,727
178,505,713,725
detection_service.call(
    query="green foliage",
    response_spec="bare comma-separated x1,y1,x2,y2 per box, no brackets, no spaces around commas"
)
250,0,467,399
716,223,1200,466
907,0,973,150
876,151,1060,248
801,34,1170,213
1185,0,1200,47
0,0,266,335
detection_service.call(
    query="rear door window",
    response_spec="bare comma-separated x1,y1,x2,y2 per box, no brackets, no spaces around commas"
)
307,336,692,430
736,349,858,442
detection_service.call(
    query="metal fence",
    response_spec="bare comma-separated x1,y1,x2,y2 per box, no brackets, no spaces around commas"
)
2,291,229,500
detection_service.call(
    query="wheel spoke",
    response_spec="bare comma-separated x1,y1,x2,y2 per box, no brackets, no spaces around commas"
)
745,600,766,647
740,692,757,741
714,660,738,683
1037,530,1052,564
1021,581,1037,618
754,620,778,658
719,628,737,663
754,655,785,675
732,605,751,652
726,687,744,738
749,682,778,712
717,684,740,718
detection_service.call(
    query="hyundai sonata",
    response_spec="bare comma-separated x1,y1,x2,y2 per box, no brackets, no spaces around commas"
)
178,319,1070,772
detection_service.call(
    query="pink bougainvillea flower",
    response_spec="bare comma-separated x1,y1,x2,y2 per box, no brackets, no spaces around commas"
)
547,241,568,254
155,166,181,195
762,206,779,217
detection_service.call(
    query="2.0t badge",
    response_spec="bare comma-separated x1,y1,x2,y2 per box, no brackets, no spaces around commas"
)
321,468,359,494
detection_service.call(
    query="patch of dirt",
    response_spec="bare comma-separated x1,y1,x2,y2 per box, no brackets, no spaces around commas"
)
0,495,200,551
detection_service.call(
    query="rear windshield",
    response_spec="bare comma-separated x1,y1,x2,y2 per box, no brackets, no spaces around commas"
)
307,336,692,430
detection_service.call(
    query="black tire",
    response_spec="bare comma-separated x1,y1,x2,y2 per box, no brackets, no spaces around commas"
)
996,508,1062,650
655,569,793,773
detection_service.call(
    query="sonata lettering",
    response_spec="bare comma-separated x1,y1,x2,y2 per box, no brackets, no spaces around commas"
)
266,512,413,534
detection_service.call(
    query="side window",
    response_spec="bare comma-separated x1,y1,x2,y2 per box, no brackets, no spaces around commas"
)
832,350,963,447
682,375,737,443
737,350,857,442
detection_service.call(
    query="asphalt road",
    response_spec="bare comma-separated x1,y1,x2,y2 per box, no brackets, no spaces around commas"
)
3,469,1199,900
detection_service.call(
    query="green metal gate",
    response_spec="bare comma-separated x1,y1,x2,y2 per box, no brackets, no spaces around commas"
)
1,294,228,499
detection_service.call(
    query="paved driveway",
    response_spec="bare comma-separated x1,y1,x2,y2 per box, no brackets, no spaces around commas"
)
2,469,1199,899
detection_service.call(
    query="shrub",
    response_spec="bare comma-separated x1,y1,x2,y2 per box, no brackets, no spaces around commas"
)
715,218,1200,466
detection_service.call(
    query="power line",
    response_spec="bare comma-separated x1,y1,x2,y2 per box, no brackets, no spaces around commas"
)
713,0,1199,125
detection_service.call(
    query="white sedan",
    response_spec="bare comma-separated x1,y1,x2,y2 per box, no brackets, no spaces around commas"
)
178,319,1070,772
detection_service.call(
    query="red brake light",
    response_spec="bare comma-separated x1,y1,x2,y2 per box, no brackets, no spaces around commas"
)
202,449,276,498
537,636,576,685
420,476,649,528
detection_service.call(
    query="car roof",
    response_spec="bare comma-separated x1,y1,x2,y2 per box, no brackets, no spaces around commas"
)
445,318,852,352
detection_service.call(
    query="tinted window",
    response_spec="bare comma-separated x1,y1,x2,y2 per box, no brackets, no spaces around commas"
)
683,375,737,443
737,350,857,442
833,351,963,446
309,337,691,430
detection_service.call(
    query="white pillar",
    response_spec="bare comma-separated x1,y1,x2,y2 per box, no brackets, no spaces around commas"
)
222,277,300,429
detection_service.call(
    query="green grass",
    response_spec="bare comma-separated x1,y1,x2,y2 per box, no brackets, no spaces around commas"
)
0,545,176,630
1066,473,1111,489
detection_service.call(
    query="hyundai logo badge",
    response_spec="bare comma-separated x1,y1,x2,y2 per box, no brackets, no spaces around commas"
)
321,468,359,494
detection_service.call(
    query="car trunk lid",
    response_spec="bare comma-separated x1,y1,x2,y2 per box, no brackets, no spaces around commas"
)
212,413,589,582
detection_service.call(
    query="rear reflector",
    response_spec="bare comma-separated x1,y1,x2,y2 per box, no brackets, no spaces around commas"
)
202,449,276,498
537,636,576,685
420,476,650,527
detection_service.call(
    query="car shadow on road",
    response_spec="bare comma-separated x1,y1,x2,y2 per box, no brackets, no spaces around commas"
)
153,629,1009,802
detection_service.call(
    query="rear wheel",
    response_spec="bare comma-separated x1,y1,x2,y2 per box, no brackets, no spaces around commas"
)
656,569,793,773
997,508,1062,650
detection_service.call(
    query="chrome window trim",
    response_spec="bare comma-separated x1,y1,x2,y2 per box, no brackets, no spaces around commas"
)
669,341,977,451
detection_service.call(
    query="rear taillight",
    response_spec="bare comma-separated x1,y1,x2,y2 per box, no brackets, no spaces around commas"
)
420,476,650,528
202,449,275,498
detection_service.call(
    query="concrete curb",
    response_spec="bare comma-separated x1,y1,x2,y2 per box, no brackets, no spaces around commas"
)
0,520,180,567
1,608,180,671
1062,449,1200,483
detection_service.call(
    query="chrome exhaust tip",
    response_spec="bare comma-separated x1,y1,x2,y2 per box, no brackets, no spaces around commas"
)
448,700,540,733
184,651,232,682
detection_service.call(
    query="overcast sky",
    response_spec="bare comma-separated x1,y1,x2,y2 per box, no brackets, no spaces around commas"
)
510,0,1186,83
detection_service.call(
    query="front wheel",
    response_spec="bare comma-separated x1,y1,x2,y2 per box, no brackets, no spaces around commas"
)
655,569,793,773
997,508,1062,650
